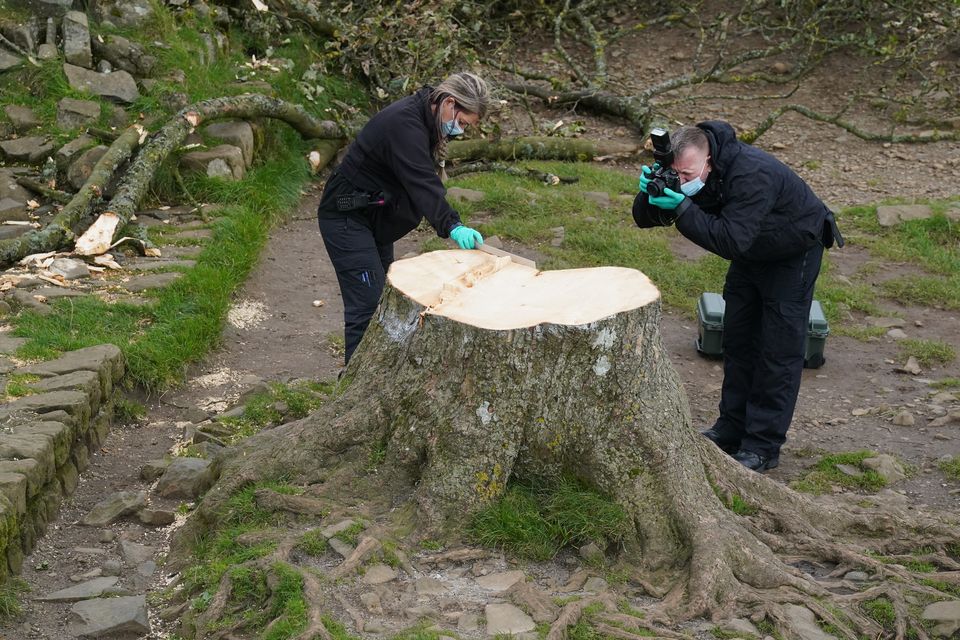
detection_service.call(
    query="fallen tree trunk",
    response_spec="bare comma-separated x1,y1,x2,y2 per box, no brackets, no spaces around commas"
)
172,250,959,638
447,136,640,163
76,93,344,255
0,124,144,268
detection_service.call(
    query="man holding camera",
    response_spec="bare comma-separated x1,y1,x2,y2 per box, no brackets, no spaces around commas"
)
633,121,842,472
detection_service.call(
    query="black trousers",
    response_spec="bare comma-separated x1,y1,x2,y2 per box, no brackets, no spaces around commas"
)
317,172,394,364
711,243,824,457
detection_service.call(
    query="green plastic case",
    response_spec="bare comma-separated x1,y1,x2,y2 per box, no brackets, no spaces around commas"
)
695,293,829,369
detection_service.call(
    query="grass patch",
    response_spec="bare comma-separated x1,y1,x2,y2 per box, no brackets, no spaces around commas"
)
115,397,147,423
297,529,328,556
333,521,366,547
863,598,895,629
0,578,29,620
217,380,333,442
939,456,960,482
468,475,629,561
880,275,960,310
898,338,956,367
4,373,40,398
930,378,960,390
790,451,887,495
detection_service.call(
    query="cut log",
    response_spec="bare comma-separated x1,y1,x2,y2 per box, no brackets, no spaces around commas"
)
76,94,344,256
0,124,144,268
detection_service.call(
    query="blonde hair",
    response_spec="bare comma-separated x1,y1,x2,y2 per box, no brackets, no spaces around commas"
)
430,72,490,180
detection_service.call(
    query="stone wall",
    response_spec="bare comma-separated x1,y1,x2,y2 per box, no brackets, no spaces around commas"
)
0,344,124,579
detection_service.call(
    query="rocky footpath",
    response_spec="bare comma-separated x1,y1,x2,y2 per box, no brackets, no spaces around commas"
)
0,343,124,580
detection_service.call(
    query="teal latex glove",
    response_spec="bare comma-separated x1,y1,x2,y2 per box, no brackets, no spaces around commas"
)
639,165,652,193
648,187,684,211
450,225,484,249
638,163,660,193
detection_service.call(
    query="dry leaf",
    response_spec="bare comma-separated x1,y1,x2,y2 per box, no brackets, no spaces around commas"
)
145,248,162,257
26,199,39,209
252,0,268,11
32,295,47,303
87,265,106,273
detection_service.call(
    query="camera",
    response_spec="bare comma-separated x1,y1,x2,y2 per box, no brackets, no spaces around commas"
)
646,128,681,197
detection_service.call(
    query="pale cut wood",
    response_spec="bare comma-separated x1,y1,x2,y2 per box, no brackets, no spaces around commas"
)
478,242,537,268
388,250,659,330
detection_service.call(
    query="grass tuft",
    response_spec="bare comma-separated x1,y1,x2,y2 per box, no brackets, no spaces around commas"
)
217,380,333,442
0,578,29,620
790,451,888,495
297,529,328,556
468,475,629,561
939,456,960,482
4,374,40,398
898,338,956,367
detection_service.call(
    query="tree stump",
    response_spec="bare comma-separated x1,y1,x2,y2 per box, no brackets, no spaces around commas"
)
176,250,960,636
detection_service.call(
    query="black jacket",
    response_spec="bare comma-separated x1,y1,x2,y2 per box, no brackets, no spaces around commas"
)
633,120,833,262
328,86,461,243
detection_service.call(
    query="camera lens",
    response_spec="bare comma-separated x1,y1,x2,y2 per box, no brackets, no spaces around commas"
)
647,179,664,197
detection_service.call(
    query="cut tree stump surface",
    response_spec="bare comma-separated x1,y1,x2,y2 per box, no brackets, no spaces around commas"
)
390,250,659,329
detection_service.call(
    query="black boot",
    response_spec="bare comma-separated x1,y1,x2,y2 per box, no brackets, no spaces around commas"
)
700,428,739,455
732,449,779,472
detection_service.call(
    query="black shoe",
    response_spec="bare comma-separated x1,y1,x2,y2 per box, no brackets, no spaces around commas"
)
700,428,739,455
732,449,780,472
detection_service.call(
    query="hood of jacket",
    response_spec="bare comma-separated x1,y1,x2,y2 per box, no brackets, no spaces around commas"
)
696,120,741,176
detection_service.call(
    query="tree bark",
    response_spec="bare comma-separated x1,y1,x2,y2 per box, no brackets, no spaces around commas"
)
173,251,960,637
0,124,144,268
75,94,344,255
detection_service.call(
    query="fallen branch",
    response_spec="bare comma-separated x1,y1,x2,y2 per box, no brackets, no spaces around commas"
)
0,32,38,66
447,136,639,163
744,103,960,143
15,177,73,204
75,94,344,256
0,125,144,268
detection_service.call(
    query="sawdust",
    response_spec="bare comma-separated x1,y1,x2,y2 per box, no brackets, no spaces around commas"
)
227,299,269,330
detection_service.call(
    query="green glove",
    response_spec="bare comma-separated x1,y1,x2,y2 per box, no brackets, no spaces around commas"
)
648,187,684,211
450,225,484,249
638,163,660,194
638,165,652,194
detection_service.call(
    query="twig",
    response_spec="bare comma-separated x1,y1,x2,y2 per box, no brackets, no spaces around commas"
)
0,33,38,66
15,177,73,204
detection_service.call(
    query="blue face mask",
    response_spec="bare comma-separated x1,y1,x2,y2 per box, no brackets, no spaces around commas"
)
442,116,464,137
680,157,708,196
